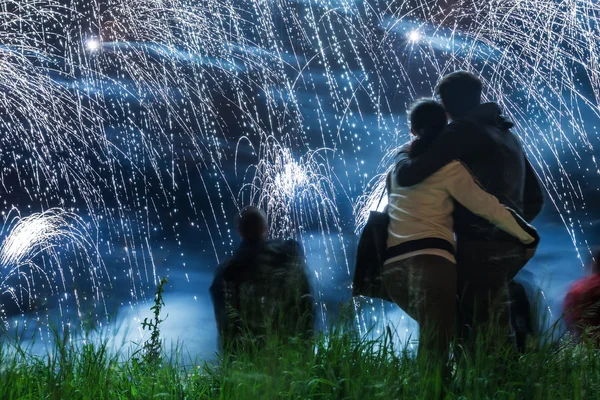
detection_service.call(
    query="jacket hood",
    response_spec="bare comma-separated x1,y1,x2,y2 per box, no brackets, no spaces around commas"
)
467,102,514,130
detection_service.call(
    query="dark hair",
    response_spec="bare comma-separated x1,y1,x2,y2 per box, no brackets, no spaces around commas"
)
435,71,482,119
236,206,267,241
408,99,448,157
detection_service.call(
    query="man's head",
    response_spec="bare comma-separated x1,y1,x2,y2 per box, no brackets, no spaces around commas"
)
435,71,482,120
236,206,268,242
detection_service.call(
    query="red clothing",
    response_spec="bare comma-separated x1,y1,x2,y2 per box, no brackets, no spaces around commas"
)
563,274,600,339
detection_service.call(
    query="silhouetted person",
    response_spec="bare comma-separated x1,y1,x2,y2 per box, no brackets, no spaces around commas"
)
384,100,536,365
394,71,543,348
210,206,314,353
563,250,600,345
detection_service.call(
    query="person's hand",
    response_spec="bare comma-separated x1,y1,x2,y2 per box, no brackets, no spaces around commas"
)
514,216,540,260
522,236,535,245
523,228,540,260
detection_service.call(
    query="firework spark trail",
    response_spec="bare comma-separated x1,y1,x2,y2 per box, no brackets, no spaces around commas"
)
0,208,107,320
354,1,600,242
239,140,338,237
0,0,598,337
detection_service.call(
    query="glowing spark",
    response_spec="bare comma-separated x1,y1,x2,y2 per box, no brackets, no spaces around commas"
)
407,30,421,43
0,0,597,336
86,39,101,52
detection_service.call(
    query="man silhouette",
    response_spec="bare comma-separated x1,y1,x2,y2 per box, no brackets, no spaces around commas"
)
210,206,314,352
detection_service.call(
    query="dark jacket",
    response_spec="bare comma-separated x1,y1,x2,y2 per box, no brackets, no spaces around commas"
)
209,239,314,349
508,280,534,352
395,102,544,242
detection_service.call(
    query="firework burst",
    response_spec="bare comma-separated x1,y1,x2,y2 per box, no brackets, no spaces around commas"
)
0,208,106,322
0,0,597,336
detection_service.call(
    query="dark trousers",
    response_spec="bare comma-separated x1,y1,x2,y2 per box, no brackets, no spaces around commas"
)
383,255,456,361
456,241,527,348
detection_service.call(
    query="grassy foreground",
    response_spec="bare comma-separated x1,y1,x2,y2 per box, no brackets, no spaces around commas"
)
1,323,600,400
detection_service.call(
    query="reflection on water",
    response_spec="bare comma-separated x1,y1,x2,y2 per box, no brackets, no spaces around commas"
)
2,211,585,360
0,0,597,364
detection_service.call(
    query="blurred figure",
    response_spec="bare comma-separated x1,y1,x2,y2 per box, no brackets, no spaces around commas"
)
210,206,314,353
563,250,600,344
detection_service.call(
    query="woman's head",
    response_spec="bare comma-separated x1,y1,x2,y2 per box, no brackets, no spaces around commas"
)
408,99,448,157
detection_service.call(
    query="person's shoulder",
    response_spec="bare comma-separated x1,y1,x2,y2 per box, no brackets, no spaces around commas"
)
214,254,237,276
215,255,233,271
396,143,412,157
444,119,481,135
265,238,301,253
210,256,235,289
579,275,600,293
278,239,304,256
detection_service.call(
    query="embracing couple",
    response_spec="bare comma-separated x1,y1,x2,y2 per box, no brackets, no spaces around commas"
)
384,71,544,361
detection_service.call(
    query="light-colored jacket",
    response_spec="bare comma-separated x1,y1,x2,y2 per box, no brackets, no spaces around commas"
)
386,160,535,264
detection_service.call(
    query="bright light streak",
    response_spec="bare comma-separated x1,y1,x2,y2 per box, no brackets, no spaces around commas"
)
86,39,100,52
0,0,596,335
407,30,421,43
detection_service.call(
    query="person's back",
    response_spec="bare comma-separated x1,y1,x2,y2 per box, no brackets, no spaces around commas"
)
210,207,314,352
387,163,458,258
388,160,535,264
452,103,528,242
218,241,311,336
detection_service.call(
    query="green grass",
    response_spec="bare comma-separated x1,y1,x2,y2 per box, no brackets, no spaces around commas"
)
1,321,600,400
